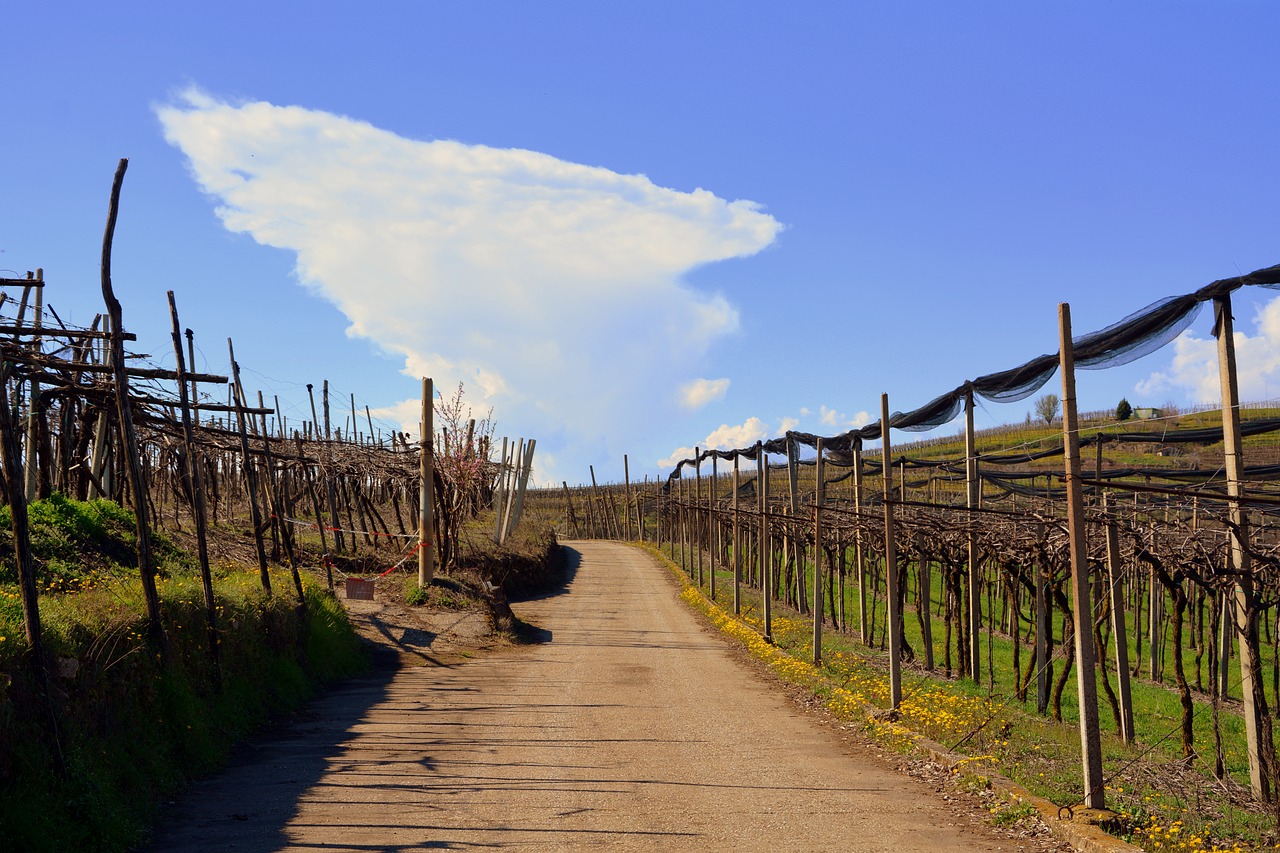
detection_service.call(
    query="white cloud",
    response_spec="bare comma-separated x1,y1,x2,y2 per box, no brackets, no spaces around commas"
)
779,416,800,433
678,377,730,409
704,416,771,449
1137,295,1280,403
817,404,871,428
158,88,782,476
656,446,697,469
656,415,778,469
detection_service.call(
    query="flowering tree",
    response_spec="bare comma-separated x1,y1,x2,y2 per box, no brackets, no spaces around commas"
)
432,383,496,567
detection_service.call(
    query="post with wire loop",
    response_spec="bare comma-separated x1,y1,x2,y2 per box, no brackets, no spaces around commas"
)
882,394,902,710
757,440,772,642
1057,302,1105,810
419,377,436,587
1214,291,1269,800
965,384,981,684
812,438,824,664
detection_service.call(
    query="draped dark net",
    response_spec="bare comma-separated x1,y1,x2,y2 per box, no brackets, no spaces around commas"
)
664,264,1280,489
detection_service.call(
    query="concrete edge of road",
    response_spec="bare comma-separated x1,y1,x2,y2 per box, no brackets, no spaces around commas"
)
629,542,1143,853
915,740,1143,853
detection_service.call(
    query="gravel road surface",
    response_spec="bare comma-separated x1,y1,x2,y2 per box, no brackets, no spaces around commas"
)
146,541,1035,851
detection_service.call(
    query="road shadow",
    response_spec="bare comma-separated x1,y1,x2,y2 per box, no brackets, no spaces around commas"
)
508,543,579,604
143,652,402,853
504,544,581,645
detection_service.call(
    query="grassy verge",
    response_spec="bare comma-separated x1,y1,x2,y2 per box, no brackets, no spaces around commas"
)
0,497,367,852
647,542,1279,852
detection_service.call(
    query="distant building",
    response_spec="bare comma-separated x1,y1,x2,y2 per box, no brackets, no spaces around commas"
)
1134,407,1162,420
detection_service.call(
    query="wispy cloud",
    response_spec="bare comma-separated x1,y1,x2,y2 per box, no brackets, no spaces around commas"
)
678,377,730,409
158,88,782,482
1137,295,1280,403
656,415,776,468
819,404,872,428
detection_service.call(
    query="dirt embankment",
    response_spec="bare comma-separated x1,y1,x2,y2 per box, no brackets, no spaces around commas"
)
337,532,565,666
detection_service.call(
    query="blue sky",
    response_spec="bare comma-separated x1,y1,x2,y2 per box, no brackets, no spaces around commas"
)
4,3,1279,486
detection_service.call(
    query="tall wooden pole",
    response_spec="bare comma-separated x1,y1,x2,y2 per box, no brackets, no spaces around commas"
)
1215,292,1268,799
624,455,633,541
709,455,718,600
1103,492,1135,743
812,438,824,664
508,439,536,534
503,439,525,544
1058,302,1105,810
228,340,271,593
23,269,43,501
737,455,747,614
854,439,868,644
494,437,509,542
882,395,902,709
695,449,704,588
99,159,165,644
0,362,44,663
758,441,772,641
965,385,981,683
168,293,219,679
419,377,436,586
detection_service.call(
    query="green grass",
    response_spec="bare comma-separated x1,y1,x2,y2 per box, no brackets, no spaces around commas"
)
0,496,368,852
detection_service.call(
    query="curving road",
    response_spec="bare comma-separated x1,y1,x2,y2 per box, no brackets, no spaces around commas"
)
148,541,1018,852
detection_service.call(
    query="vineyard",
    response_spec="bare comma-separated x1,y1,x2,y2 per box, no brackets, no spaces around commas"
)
546,264,1280,850
0,162,538,849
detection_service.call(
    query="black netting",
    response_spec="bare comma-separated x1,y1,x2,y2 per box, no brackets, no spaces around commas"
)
662,264,1280,488
1073,295,1201,370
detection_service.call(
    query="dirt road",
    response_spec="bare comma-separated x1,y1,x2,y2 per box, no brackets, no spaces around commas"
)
147,541,1034,851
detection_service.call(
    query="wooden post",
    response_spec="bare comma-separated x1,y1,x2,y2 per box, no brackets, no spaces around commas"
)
812,438,824,664
509,439,536,534
1058,302,1106,810
494,437,509,542
758,441,772,641
87,315,111,500
1215,292,1268,799
854,439,868,644
786,435,803,611
503,439,525,544
321,380,343,553
965,385,982,684
99,159,165,643
23,269,43,501
168,293,220,678
882,395,902,709
624,455,633,540
418,377,436,586
0,362,45,665
695,449,704,588
228,340,272,593
732,453,741,616
1103,492,1135,743
1036,523,1051,715
561,481,580,538
709,455,718,600
678,475,687,573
